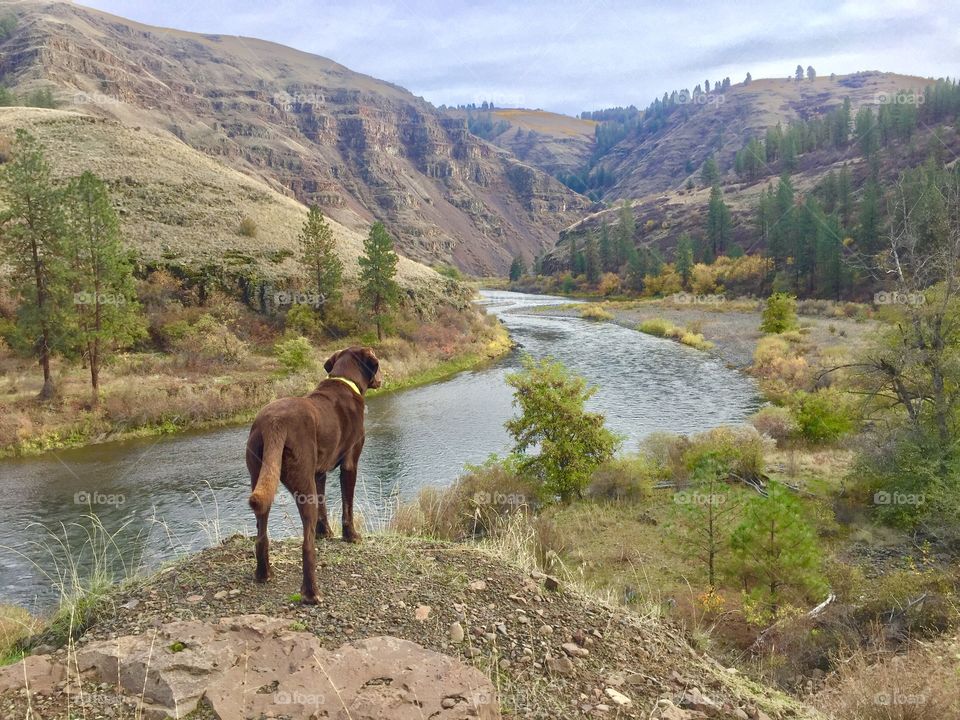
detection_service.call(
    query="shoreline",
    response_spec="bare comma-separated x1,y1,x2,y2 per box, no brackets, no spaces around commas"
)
0,326,514,461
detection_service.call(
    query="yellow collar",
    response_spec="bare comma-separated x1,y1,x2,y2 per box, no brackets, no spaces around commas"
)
329,376,362,397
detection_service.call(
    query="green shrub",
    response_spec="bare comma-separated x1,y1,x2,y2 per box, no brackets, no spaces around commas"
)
274,335,314,374
760,293,798,334
238,216,258,237
284,304,321,337
173,315,248,367
682,425,768,483
790,390,853,444
588,457,656,501
638,318,674,337
750,405,798,447
580,303,614,321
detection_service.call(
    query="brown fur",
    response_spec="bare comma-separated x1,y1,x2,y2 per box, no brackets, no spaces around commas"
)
245,346,382,603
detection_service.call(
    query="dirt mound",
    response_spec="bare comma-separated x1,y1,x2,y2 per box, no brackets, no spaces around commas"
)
4,535,820,719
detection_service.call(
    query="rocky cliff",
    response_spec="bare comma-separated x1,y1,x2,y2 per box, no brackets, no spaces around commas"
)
0,0,589,273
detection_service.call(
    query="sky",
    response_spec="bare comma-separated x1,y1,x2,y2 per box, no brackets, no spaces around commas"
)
79,0,960,116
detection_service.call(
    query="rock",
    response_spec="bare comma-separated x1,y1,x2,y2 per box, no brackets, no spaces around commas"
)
468,580,487,592
734,709,750,720
74,614,499,719
543,576,560,592
604,688,632,706
546,655,574,675
213,590,228,600
561,642,589,658
414,604,432,621
681,687,721,715
538,624,554,636
449,622,465,643
185,594,202,604
0,655,65,695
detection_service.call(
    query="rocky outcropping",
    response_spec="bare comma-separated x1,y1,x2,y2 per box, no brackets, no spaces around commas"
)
0,615,498,719
0,2,589,273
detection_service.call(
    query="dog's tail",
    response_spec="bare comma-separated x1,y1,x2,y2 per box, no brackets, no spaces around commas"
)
249,425,286,516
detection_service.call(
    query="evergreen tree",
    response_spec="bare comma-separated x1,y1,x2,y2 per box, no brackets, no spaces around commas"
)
730,482,826,618
584,233,600,284
675,233,694,288
0,130,67,398
509,255,526,281
63,171,144,404
706,184,732,257
806,65,816,81
768,175,796,270
598,221,613,272
616,200,636,269
700,154,720,186
744,72,753,85
298,205,343,318
358,222,400,341
858,177,882,254
795,64,804,82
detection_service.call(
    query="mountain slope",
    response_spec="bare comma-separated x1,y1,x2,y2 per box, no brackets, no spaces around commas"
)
0,0,588,273
0,107,444,295
597,71,933,200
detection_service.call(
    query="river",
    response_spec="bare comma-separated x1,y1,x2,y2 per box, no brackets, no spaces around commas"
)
0,290,759,610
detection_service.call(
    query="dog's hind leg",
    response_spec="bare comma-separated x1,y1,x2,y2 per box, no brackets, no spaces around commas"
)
254,512,272,582
314,471,334,540
295,472,321,604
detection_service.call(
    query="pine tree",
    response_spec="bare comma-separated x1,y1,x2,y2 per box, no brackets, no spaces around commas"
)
675,233,694,289
63,171,144,405
616,201,636,270
509,255,526,281
358,221,400,341
598,221,612,272
795,64,804,82
700,154,720,186
0,130,67,398
806,65,816,81
858,178,882,254
299,205,343,318
730,482,826,618
584,233,600,284
706,184,732,258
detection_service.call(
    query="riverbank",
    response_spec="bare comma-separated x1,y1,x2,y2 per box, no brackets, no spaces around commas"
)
529,296,875,370
0,533,819,719
0,307,512,459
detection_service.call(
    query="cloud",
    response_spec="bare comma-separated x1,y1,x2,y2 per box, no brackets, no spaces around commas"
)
82,0,960,114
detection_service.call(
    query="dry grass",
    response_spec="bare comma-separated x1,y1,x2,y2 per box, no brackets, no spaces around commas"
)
814,640,960,719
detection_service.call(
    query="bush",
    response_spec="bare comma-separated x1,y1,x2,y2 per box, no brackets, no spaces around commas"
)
752,336,810,398
390,458,533,540
638,318,673,337
598,272,621,296
274,335,314,374
238,216,258,237
173,315,249,368
579,303,614,321
790,390,853,444
750,405,798,447
588,457,656,501
682,425,768,483
284,304,322,337
761,292,798,334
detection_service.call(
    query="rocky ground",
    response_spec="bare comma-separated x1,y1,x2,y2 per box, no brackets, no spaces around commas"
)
0,535,820,719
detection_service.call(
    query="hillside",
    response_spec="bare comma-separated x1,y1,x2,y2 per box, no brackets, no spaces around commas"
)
0,534,821,719
0,107,447,296
598,71,934,200
0,0,589,273
444,107,597,178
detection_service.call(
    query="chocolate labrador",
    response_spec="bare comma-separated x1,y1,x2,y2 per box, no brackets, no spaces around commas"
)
246,346,381,603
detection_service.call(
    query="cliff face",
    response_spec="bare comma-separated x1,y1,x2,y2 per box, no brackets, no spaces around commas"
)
0,1,588,273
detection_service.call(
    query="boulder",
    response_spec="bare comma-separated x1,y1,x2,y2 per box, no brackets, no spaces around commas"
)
71,614,498,719
0,654,65,695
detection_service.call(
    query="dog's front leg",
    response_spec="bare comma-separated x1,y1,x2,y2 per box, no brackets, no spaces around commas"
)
340,459,362,544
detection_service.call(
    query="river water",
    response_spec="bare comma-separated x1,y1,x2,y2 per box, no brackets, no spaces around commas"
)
0,290,759,609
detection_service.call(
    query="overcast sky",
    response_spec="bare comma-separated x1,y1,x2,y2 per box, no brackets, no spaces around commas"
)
80,0,960,115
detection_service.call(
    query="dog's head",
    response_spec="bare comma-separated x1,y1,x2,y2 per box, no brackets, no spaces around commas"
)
324,346,382,391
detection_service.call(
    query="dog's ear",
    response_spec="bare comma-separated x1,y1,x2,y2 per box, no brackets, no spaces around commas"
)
323,350,342,373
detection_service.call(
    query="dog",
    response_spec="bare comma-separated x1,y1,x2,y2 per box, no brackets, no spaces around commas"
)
246,346,382,604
